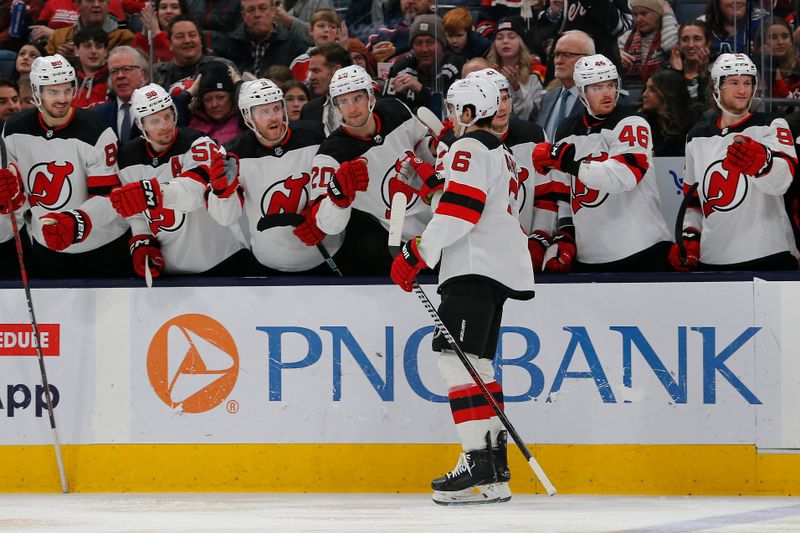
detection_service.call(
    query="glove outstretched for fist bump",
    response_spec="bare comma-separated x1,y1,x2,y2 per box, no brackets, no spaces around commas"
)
210,151,240,198
543,230,576,273
395,150,444,203
40,210,92,252
110,178,162,217
129,234,165,278
328,157,369,208
390,237,427,292
725,135,771,177
532,142,581,176
668,228,700,272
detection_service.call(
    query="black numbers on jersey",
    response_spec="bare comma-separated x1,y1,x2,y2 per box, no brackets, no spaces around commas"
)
619,125,649,149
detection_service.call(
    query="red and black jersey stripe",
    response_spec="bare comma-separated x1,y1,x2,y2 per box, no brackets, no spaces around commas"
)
87,174,121,197
611,153,649,184
448,381,504,424
436,182,486,224
773,151,798,180
534,181,558,213
182,165,211,186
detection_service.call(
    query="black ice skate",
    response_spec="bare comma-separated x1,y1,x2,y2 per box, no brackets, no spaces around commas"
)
492,430,512,502
431,438,500,505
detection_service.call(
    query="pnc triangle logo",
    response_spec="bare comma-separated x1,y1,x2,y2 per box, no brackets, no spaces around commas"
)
147,314,239,413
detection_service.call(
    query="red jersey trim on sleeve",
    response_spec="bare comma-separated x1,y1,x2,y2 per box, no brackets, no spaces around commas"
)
435,181,487,224
87,174,121,197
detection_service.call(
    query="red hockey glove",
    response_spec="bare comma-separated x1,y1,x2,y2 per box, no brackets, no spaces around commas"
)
328,157,369,208
40,209,92,252
668,227,700,272
391,237,427,292
110,178,162,217
725,135,772,177
129,234,165,278
430,119,454,151
395,151,445,203
532,142,580,176
210,151,240,198
543,229,576,273
527,230,551,272
0,164,25,214
293,197,326,246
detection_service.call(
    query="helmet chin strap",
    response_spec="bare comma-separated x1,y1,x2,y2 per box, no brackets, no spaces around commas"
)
579,82,620,120
713,89,753,122
246,107,289,145
336,93,376,130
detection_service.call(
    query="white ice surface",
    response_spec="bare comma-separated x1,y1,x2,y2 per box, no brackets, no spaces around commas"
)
1,493,800,533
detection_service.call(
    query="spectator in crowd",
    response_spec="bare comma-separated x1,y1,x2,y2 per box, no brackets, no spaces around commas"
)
274,0,337,39
93,45,149,143
224,0,310,77
46,0,134,59
0,77,20,122
289,8,341,82
34,0,126,42
639,69,701,156
72,27,110,108
264,63,293,84
536,30,594,140
12,42,44,80
534,0,632,68
344,0,384,42
374,0,433,56
384,14,462,114
618,0,678,88
280,79,310,120
669,21,711,103
699,0,766,57
753,17,800,101
0,0,44,52
486,16,544,121
301,43,352,133
188,61,244,145
442,7,490,63
152,16,233,89
345,37,377,80
134,0,189,63
285,0,332,25
190,0,242,57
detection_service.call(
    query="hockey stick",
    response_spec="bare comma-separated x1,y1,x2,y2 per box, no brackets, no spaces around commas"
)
675,182,699,266
416,107,445,139
387,193,557,496
0,138,69,494
256,212,343,276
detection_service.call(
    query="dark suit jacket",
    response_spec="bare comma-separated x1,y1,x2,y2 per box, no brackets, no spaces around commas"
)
536,87,585,141
92,92,191,146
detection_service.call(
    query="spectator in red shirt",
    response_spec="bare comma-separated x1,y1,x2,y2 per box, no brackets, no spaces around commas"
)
134,0,188,63
72,26,109,108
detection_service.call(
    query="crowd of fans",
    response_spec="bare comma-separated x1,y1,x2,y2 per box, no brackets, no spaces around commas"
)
0,0,798,279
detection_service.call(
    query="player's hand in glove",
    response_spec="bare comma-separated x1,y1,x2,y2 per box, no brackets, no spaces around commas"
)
210,150,240,198
395,151,444,203
40,209,92,252
391,237,427,292
527,230,551,271
533,142,581,176
129,234,165,278
725,135,772,177
543,229,576,273
293,197,326,246
328,157,369,208
110,178,162,217
668,227,700,271
0,164,24,214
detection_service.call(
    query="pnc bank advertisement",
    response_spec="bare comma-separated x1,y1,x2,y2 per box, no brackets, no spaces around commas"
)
0,280,798,450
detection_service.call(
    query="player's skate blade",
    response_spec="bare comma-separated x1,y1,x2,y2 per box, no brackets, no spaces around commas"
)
493,481,512,503
432,483,502,505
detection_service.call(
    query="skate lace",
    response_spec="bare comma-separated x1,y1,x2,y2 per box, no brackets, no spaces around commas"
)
447,453,472,479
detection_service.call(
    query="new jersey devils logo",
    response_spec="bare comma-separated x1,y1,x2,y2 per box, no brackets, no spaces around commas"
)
511,167,529,213
27,161,74,210
146,207,185,234
571,152,609,213
702,158,747,217
260,173,311,216
381,159,420,218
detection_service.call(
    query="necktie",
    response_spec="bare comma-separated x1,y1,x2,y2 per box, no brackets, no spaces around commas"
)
120,102,132,143
550,89,572,141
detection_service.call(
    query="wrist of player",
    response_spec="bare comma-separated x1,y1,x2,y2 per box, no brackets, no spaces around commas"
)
390,237,427,291
129,234,165,278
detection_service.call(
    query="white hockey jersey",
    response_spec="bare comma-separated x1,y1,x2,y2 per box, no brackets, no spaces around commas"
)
552,107,671,264
313,98,432,241
683,113,797,265
117,128,245,275
208,122,343,272
2,108,128,253
419,130,535,297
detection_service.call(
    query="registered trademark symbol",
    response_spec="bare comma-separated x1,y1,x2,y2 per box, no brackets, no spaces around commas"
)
227,400,239,414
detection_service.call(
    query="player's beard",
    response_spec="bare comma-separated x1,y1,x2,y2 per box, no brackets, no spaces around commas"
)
42,100,71,120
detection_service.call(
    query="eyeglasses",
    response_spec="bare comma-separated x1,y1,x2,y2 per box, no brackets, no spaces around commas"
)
553,51,587,60
110,65,143,76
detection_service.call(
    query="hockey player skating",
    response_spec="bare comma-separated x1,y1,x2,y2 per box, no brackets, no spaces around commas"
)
390,76,535,505
308,64,435,275
207,79,343,274
464,65,557,271
672,53,798,271
532,54,672,273
0,54,131,278
109,83,250,277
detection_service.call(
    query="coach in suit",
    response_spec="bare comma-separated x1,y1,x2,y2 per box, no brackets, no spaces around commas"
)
93,46,148,145
536,30,594,141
